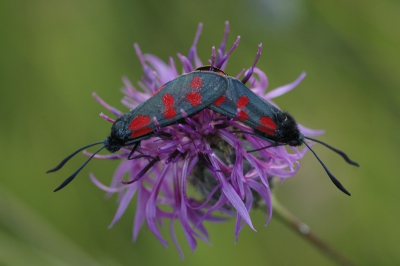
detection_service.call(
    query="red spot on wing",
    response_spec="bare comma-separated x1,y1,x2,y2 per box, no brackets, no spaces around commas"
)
237,96,249,109
162,93,177,119
153,85,165,96
130,127,153,138
164,108,177,119
129,115,153,138
190,76,203,89
162,93,174,108
213,95,226,106
260,116,277,129
186,92,202,106
129,115,151,131
255,116,278,135
237,110,248,121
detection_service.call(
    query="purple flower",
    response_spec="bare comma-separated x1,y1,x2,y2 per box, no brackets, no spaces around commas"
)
89,22,323,258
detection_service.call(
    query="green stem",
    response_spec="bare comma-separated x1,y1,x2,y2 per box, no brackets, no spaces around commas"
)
271,195,358,266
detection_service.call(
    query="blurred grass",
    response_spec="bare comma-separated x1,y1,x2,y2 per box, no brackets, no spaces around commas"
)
1,0,399,265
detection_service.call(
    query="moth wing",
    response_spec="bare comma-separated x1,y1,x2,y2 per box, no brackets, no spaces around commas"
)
210,77,281,136
123,72,228,140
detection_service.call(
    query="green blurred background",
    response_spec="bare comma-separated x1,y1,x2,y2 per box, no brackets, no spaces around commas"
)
1,0,399,265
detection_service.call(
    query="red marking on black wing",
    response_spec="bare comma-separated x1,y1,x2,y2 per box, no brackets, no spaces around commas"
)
190,76,203,89
129,115,151,131
236,95,249,109
237,110,249,121
255,116,277,135
213,95,226,107
122,71,228,141
161,93,177,119
210,77,281,137
186,91,202,106
128,115,153,138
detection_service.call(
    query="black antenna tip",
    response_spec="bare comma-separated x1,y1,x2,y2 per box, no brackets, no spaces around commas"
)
329,173,351,196
47,141,104,174
304,137,359,167
53,174,77,192
52,145,106,192
302,140,351,196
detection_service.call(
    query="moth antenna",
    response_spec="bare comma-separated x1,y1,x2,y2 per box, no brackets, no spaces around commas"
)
302,140,351,196
47,141,104,173
53,145,106,192
305,137,359,167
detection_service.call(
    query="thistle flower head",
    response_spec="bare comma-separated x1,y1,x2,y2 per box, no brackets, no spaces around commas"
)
89,21,323,258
